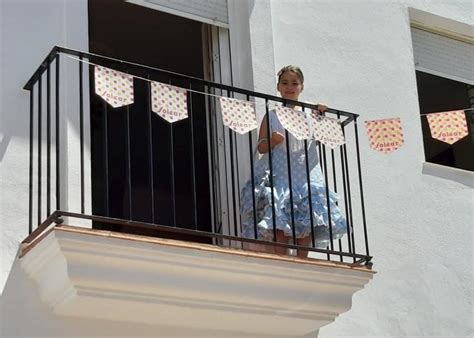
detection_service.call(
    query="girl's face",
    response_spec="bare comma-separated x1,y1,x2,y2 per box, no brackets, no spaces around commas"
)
277,71,303,101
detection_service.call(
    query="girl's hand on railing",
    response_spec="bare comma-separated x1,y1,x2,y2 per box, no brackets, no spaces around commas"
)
311,103,327,117
310,103,327,118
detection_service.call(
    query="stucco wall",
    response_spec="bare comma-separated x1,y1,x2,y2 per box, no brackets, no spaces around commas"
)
265,0,473,337
1,0,473,336
0,0,90,291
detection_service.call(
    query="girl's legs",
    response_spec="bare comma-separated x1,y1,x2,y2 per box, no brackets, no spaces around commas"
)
296,236,312,258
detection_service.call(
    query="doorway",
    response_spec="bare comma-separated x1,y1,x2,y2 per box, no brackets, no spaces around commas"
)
88,0,213,242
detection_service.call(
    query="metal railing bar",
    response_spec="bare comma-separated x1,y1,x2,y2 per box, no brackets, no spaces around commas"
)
37,76,42,227
146,78,155,224
79,56,85,214
188,83,198,229
22,211,60,245
264,100,277,242
29,87,34,234
55,55,60,211
126,104,133,220
46,65,51,216
54,211,370,260
24,46,358,120
354,118,370,256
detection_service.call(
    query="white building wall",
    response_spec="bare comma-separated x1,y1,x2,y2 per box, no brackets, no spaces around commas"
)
1,0,473,337
1,0,90,291
260,0,472,337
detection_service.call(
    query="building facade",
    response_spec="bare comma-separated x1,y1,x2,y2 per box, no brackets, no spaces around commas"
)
1,0,473,337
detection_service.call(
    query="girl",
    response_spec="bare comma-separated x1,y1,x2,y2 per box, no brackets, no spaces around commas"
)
240,65,347,258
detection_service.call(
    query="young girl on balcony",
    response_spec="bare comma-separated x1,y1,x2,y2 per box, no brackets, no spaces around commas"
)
240,65,347,258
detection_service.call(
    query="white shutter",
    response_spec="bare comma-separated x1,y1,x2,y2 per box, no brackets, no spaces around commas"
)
411,28,474,85
127,0,228,28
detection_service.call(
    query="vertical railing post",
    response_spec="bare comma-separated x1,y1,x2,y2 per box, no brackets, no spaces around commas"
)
126,103,133,220
322,145,334,253
37,75,42,226
354,117,370,257
46,65,51,216
247,94,258,239
303,137,316,248
79,56,85,214
188,83,198,229
340,122,353,260
147,77,155,224
264,99,277,242
341,125,356,262
168,82,177,227
103,101,110,217
55,54,61,211
29,86,35,234
227,91,239,241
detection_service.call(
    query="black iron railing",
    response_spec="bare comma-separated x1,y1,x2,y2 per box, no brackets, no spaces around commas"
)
23,46,372,266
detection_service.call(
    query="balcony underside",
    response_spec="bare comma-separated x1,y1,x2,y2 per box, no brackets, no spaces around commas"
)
15,225,374,337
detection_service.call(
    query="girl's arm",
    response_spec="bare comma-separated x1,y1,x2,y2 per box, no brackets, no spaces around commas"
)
257,115,284,153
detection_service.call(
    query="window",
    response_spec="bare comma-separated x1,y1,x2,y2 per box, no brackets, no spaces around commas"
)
411,26,474,172
415,71,473,171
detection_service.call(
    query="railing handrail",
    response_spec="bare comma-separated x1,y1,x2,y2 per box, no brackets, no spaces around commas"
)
23,45,359,122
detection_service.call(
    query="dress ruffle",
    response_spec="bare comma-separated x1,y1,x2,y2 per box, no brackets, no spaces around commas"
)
240,169,347,248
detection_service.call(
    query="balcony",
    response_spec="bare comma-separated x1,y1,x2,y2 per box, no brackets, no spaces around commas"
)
2,46,374,337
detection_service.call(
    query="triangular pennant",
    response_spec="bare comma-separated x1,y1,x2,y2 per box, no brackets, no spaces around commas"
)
312,115,345,149
94,66,134,108
219,97,257,134
275,106,310,140
426,110,468,145
151,82,188,123
364,118,404,154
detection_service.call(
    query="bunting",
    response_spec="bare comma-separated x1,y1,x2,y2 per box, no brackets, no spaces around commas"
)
312,115,345,149
364,118,404,154
219,97,257,134
275,106,310,140
151,82,188,123
426,110,468,144
94,66,134,108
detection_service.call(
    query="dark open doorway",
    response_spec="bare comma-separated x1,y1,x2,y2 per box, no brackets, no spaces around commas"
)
88,0,212,242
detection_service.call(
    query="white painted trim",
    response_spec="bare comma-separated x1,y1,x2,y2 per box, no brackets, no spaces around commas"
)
20,227,373,336
126,0,229,28
415,66,474,85
421,161,474,187
408,7,474,44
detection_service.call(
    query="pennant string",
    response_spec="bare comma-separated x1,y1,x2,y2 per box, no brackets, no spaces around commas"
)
64,54,232,100
420,108,474,116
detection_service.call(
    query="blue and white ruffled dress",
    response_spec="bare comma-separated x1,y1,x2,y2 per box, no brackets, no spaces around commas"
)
240,110,347,248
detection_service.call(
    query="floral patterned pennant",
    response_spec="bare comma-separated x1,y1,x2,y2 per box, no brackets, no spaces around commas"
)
364,118,405,154
275,106,310,140
219,97,257,134
312,115,345,149
95,66,134,108
426,110,468,145
151,82,188,123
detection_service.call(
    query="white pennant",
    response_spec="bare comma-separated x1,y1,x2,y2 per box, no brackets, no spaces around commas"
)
275,106,310,140
219,97,257,134
312,115,345,149
151,82,188,123
94,66,134,108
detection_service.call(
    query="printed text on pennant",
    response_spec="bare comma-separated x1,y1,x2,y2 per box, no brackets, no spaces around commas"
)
95,66,134,108
312,115,345,149
364,118,404,154
219,97,257,134
151,82,188,123
426,110,468,145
